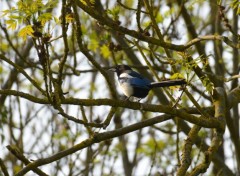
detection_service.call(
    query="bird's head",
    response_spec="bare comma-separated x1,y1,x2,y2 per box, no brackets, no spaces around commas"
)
109,65,132,76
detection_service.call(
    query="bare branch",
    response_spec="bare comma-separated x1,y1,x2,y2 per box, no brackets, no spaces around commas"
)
6,145,49,176
16,114,173,176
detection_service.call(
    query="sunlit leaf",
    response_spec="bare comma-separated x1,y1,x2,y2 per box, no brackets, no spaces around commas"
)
45,0,58,8
80,0,87,6
14,165,22,173
65,13,74,23
88,39,99,52
156,13,163,23
0,9,10,17
0,42,8,51
124,0,134,7
5,19,17,30
8,14,21,20
170,73,185,80
17,1,25,10
107,6,120,20
202,77,214,93
18,25,34,40
100,44,111,59
53,16,60,23
38,13,52,25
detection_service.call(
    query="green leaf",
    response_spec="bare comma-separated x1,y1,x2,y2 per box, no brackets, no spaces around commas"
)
88,39,99,52
6,19,17,30
170,73,185,80
156,13,163,23
80,0,87,6
45,0,58,9
8,14,21,20
0,9,10,17
100,44,111,59
107,6,120,20
65,13,74,23
17,1,25,11
125,0,134,7
53,16,60,24
17,0,44,14
18,25,34,40
217,0,222,5
230,1,240,15
0,42,8,52
202,77,214,93
38,13,52,25
14,165,22,173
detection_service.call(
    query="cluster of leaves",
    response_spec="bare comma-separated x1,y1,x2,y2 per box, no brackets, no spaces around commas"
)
1,0,58,40
230,0,240,15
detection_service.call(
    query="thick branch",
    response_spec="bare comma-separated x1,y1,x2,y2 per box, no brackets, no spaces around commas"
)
0,90,47,104
7,145,49,176
0,158,9,176
227,86,240,109
0,89,223,128
15,114,172,176
74,0,185,51
185,35,240,50
2,87,240,130
189,87,226,175
63,98,222,129
176,125,201,176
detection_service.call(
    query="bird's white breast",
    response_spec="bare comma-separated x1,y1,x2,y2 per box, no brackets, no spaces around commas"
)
118,81,133,97
118,73,133,97
119,72,133,78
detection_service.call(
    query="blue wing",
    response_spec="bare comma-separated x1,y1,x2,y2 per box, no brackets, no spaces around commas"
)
128,71,151,89
128,71,146,79
118,70,152,89
129,78,151,89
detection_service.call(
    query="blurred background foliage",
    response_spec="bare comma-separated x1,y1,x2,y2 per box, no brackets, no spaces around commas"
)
0,0,239,175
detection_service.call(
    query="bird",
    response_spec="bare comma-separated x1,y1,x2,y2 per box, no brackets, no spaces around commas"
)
109,65,186,100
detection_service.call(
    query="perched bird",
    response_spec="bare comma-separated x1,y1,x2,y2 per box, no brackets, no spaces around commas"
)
109,65,186,100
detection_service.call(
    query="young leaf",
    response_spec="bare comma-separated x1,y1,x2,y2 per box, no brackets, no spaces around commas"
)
38,13,52,25
170,73,185,80
18,25,34,40
5,19,17,30
65,13,74,23
100,44,111,59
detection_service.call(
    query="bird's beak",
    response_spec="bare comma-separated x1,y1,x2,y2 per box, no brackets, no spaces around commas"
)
108,67,116,72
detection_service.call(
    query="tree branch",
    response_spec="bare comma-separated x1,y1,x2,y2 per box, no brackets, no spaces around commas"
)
0,158,10,176
176,125,201,176
189,87,226,175
15,114,173,176
74,0,186,51
0,89,233,129
0,54,46,95
7,145,49,176
185,35,240,49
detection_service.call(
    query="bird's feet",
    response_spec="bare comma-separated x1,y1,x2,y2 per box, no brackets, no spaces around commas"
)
124,96,142,102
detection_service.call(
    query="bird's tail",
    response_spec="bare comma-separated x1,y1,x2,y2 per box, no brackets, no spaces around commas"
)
150,79,186,88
